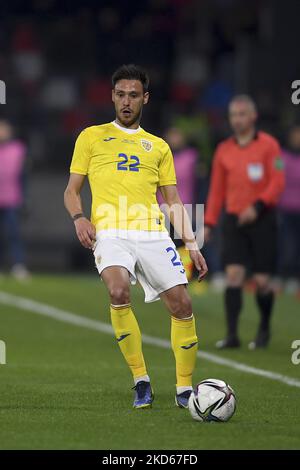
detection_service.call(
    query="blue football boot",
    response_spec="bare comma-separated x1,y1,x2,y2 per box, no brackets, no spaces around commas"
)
132,381,154,409
175,389,192,409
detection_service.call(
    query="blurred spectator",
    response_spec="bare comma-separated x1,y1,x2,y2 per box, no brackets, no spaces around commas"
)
278,125,300,295
163,126,198,205
0,119,29,280
1,0,297,173
173,48,209,88
41,77,78,110
12,21,44,84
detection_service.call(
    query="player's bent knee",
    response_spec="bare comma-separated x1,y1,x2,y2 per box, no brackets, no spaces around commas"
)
109,286,130,305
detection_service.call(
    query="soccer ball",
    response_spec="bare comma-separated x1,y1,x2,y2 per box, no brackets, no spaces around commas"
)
188,378,236,422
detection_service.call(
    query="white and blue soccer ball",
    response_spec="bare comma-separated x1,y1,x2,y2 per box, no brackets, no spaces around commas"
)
188,378,236,422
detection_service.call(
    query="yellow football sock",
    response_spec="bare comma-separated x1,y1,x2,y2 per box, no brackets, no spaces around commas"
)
110,304,147,380
171,315,198,388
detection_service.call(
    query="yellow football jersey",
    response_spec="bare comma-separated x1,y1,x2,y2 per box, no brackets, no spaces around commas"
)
70,122,177,232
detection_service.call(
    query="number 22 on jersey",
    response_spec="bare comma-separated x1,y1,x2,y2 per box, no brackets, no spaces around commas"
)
117,153,140,172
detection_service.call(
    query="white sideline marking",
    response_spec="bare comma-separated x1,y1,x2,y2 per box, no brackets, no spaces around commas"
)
1,290,300,389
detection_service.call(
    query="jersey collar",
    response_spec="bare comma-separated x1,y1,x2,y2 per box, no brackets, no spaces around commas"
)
112,120,142,134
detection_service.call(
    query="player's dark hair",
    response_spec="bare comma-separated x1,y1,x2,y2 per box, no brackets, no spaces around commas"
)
112,64,149,93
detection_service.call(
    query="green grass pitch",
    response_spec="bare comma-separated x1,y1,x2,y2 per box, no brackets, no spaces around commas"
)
0,274,300,450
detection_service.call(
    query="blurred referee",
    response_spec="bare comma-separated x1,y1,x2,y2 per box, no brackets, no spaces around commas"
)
204,95,285,349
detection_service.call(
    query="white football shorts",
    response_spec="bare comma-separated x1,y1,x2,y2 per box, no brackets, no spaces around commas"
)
93,230,188,303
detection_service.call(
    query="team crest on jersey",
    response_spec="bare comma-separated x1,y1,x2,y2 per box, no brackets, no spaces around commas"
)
140,139,153,152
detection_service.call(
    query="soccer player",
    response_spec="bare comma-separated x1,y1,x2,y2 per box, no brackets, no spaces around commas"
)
205,95,285,349
64,64,207,409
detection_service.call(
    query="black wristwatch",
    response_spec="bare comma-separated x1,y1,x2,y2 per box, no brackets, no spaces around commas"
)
72,213,84,221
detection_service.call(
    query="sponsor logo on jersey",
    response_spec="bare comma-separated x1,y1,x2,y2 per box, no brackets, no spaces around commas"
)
141,139,153,152
103,137,116,142
122,139,136,145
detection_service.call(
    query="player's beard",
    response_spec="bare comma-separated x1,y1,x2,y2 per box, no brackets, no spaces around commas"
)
116,107,142,129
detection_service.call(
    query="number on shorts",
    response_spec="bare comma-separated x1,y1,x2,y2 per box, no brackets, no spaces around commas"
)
166,246,185,273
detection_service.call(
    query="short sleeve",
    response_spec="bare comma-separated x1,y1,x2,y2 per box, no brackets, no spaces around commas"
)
264,137,284,172
70,129,91,175
158,143,177,186
266,137,280,157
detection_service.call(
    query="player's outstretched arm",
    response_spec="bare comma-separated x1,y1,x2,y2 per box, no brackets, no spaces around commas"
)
159,185,208,281
64,173,96,249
